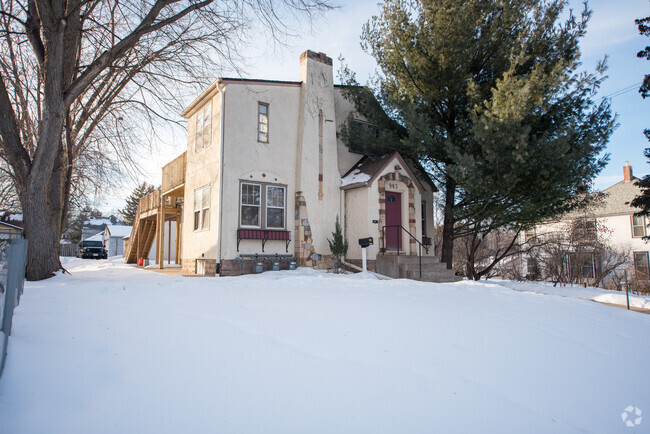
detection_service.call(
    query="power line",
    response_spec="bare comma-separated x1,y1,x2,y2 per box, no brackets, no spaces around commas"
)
599,81,643,101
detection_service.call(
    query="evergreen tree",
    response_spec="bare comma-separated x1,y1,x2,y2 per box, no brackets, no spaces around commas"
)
66,205,102,245
341,0,614,270
631,16,650,236
120,183,155,226
328,216,349,270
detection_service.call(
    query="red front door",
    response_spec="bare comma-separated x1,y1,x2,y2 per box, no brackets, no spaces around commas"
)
385,191,402,250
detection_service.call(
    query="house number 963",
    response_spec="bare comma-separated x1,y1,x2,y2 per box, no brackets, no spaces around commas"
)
388,182,398,189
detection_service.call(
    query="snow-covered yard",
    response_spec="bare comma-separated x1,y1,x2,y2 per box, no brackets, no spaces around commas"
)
1,259,649,434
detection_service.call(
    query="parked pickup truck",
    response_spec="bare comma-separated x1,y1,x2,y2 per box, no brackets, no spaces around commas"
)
79,240,108,259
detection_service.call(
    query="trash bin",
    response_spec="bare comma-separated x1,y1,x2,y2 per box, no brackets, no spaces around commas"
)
137,258,144,266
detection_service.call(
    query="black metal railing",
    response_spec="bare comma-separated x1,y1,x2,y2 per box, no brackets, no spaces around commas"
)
381,225,430,278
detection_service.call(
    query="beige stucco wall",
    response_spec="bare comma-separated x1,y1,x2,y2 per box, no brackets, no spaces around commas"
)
181,89,223,262
294,54,344,259
344,187,369,260
219,82,301,258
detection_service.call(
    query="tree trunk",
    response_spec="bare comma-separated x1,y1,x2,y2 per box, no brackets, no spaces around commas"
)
440,174,456,269
22,182,63,280
466,232,480,281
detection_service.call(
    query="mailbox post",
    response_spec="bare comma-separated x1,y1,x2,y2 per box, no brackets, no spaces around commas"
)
358,237,374,272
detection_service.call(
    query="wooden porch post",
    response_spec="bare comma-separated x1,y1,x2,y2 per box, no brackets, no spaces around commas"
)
168,220,171,265
136,220,141,262
159,194,165,269
175,214,181,265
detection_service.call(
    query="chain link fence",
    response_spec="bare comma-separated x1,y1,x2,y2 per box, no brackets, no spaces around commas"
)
0,238,28,377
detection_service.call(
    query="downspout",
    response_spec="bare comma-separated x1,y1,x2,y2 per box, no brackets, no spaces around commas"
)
217,80,226,271
340,186,345,263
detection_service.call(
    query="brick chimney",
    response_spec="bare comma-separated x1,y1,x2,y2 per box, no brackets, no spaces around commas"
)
623,161,633,182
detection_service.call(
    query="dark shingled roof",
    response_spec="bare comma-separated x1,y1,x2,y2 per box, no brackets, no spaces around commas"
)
341,153,396,189
340,151,434,193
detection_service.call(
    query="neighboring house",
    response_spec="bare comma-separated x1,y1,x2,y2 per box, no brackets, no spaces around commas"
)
81,215,125,242
85,232,104,242
0,212,23,240
102,225,133,257
128,50,454,279
522,162,649,282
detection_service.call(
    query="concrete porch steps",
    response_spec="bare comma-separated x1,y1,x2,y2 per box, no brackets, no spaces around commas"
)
375,254,462,283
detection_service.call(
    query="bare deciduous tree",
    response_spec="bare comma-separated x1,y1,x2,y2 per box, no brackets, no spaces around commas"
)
0,0,332,280
528,219,630,287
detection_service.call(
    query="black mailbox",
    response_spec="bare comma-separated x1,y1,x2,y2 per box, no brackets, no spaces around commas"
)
358,237,374,248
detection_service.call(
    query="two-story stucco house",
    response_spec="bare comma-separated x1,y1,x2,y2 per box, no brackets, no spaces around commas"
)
126,50,459,281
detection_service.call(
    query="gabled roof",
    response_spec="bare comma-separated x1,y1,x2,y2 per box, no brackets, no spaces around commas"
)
86,232,104,241
105,225,133,238
0,212,23,228
84,215,124,228
589,177,643,218
340,151,428,194
0,220,23,231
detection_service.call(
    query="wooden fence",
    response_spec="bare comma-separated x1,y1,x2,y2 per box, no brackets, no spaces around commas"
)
60,243,79,257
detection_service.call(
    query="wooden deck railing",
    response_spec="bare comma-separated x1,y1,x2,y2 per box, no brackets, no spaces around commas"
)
162,151,186,194
138,189,161,214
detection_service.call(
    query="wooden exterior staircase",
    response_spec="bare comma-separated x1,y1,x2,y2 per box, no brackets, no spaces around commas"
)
125,152,186,266
125,190,163,264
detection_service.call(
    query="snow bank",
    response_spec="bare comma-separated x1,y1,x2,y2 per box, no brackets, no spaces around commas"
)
1,262,648,434
494,279,650,309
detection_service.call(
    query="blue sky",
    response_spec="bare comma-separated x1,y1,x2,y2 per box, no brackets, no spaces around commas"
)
104,0,649,212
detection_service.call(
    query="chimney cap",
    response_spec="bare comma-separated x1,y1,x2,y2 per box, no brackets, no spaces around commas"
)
300,50,333,66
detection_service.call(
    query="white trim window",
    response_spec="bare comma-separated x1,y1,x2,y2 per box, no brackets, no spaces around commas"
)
258,102,269,143
195,101,212,152
632,215,646,238
239,182,286,229
194,185,210,231
266,185,285,229
240,183,261,227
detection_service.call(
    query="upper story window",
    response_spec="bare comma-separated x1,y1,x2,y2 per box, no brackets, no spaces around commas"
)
573,218,597,241
240,182,286,229
632,215,646,238
258,102,269,143
354,119,380,137
195,102,212,152
194,185,210,231
524,228,536,241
